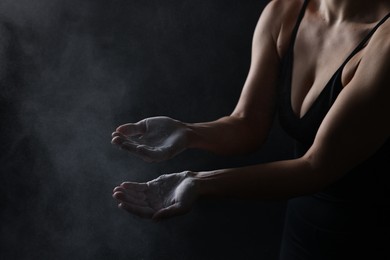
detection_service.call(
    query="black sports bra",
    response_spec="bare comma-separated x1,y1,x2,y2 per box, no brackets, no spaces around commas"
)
278,0,390,152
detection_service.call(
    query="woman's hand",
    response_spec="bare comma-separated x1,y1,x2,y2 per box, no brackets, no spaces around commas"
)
111,116,189,162
112,171,198,221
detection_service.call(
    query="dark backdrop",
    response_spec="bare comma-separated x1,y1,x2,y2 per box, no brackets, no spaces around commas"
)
0,0,295,259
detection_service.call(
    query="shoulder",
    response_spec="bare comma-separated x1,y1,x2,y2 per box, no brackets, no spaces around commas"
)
264,0,305,12
261,0,305,25
259,0,307,58
355,17,390,94
367,15,390,51
368,17,390,56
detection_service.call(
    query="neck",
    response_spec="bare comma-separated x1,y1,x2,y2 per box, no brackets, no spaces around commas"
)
318,0,390,24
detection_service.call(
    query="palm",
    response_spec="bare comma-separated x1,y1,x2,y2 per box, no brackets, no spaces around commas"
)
112,172,197,220
147,174,192,210
112,116,188,162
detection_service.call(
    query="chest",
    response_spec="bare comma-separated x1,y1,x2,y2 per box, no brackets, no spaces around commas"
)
285,19,374,118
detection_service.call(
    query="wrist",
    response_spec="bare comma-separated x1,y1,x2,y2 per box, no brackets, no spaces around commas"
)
182,123,199,149
188,170,221,198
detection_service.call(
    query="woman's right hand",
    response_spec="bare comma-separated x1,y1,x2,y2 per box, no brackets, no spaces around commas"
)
111,116,190,162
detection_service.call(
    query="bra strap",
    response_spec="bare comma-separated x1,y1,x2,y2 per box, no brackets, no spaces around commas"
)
289,0,310,49
339,12,390,68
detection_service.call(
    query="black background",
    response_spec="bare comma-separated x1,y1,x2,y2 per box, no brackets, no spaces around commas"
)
0,0,295,259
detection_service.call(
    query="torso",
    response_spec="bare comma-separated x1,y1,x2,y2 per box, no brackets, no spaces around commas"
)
275,0,390,195
275,2,390,257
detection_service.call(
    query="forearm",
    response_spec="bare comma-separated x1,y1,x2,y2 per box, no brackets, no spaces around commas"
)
184,115,271,156
191,157,332,200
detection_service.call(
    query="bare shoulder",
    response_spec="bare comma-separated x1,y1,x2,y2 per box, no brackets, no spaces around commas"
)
261,0,305,26
369,17,390,56
354,18,390,94
366,17,390,55
261,0,307,57
266,0,305,12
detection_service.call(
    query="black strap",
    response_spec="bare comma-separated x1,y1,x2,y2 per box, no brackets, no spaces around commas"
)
339,12,390,69
289,0,310,50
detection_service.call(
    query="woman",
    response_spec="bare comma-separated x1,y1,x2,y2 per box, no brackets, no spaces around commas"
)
111,0,390,258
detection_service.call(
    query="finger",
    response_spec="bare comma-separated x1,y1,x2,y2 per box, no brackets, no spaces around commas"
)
113,186,146,198
114,134,146,145
121,182,148,191
118,201,155,219
111,136,125,145
113,191,148,207
113,186,146,200
116,121,146,136
113,186,124,193
112,131,127,138
152,203,184,221
112,136,139,145
116,140,145,154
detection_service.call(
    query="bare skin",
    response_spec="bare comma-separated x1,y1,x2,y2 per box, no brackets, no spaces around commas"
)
113,172,197,220
112,0,390,220
112,116,189,162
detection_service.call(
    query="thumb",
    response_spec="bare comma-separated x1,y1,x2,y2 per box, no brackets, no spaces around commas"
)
152,203,184,221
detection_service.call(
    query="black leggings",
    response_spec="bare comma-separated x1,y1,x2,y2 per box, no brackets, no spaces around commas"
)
278,196,389,260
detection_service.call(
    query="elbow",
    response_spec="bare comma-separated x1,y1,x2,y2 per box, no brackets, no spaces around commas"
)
301,152,348,194
245,134,268,153
234,115,271,152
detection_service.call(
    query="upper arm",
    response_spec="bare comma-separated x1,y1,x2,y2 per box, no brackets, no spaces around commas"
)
230,1,285,131
304,27,390,185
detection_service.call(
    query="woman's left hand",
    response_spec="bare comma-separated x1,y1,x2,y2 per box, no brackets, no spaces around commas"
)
112,171,198,221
